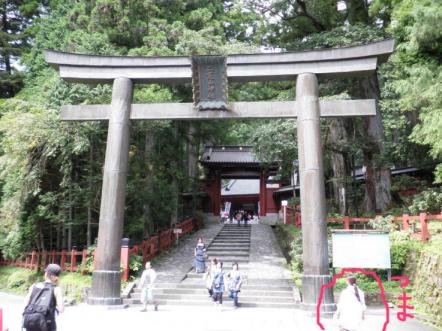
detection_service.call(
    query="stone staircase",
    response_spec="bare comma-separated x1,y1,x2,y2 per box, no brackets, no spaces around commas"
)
125,224,298,308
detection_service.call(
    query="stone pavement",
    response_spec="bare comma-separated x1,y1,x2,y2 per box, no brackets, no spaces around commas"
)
247,223,293,280
153,219,222,283
0,292,438,331
1,221,438,330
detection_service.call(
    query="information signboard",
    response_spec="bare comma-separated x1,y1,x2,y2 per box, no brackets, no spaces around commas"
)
332,230,391,269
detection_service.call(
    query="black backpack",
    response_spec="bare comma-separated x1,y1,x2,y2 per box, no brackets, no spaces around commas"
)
23,282,56,331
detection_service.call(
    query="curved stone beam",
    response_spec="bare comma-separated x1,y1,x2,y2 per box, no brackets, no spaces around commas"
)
45,39,394,83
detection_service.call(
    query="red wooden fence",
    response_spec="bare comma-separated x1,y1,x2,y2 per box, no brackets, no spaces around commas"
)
0,217,196,281
286,207,442,241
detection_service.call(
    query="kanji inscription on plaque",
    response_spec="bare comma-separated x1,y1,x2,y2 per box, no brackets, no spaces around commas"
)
192,55,229,111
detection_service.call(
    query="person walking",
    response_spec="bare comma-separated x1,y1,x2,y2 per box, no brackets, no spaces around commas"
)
227,262,242,309
23,263,64,331
204,258,218,298
235,212,242,227
139,261,158,312
334,275,366,331
194,237,206,273
212,261,225,309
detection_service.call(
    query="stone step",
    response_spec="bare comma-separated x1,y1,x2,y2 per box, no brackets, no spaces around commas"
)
206,258,249,263
132,288,294,297
123,298,298,309
209,242,250,246
130,292,294,303
218,232,251,235
146,283,294,291
215,237,250,240
217,231,252,236
216,232,251,235
208,246,250,250
213,238,250,244
206,250,249,256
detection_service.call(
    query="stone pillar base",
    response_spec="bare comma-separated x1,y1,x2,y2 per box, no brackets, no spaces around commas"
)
89,270,122,305
301,274,336,313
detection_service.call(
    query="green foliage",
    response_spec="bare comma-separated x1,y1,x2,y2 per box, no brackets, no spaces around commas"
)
0,266,40,294
390,230,422,273
249,119,297,179
128,252,143,276
0,265,92,301
408,188,442,215
381,0,442,182
391,175,427,193
58,271,92,302
0,0,45,97
288,228,304,276
368,215,396,231
274,224,303,277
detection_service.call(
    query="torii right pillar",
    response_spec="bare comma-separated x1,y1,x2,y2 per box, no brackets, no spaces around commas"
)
296,73,335,312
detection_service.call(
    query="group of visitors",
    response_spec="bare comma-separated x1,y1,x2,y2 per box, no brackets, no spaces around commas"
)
219,209,256,226
204,258,243,309
21,245,365,330
220,210,254,226
194,238,243,309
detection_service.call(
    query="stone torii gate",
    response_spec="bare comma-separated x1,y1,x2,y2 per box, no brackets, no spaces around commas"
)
45,39,394,310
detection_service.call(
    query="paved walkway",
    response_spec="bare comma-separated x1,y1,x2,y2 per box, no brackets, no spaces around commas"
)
0,292,437,331
1,221,438,331
248,223,293,280
153,220,222,283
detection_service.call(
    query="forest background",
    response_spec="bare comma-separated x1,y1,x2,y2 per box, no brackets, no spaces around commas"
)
0,0,441,260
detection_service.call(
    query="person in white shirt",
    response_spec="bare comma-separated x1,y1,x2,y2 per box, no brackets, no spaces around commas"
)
139,261,158,312
334,275,366,331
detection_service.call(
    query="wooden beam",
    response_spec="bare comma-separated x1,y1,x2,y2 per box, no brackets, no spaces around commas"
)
60,100,376,121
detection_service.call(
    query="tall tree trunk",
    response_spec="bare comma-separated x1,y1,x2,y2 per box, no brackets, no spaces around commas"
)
56,222,61,250
357,75,392,212
143,128,155,237
170,123,180,227
67,175,73,250
87,138,93,247
328,119,349,215
187,123,200,215
1,3,14,97
38,221,45,251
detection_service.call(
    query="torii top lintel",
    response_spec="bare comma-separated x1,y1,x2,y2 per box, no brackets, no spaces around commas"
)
44,39,394,84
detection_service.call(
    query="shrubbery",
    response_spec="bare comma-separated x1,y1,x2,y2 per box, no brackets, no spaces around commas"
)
408,188,442,215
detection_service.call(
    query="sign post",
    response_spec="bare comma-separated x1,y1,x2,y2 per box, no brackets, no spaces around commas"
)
173,228,183,246
282,200,288,225
332,230,391,269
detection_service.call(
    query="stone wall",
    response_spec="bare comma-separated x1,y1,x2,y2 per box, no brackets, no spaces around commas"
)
405,250,442,328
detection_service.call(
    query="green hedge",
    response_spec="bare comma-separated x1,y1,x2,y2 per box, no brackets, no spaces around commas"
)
0,266,92,302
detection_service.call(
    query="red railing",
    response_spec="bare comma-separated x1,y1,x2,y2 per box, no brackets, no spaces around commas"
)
0,248,89,275
0,217,196,281
286,207,442,242
0,307,8,331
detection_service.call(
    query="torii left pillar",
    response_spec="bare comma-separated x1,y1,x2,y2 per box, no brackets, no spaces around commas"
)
88,77,133,305
296,73,335,312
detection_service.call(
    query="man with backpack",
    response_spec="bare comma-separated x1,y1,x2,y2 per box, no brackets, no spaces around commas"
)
23,263,64,331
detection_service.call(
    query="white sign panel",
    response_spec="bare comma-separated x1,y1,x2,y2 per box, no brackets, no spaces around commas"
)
281,200,288,206
332,231,391,269
173,228,183,234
